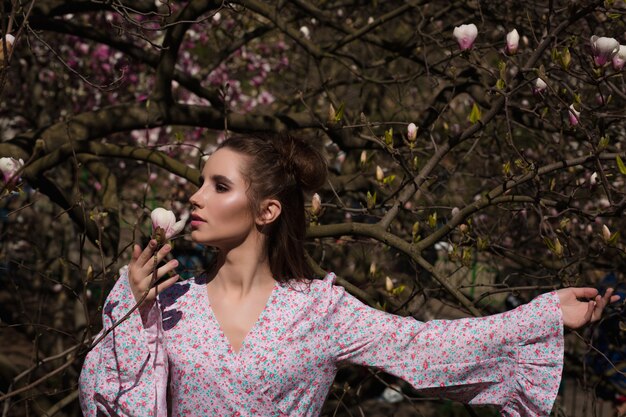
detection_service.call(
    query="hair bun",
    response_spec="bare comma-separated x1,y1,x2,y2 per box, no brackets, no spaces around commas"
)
274,133,327,192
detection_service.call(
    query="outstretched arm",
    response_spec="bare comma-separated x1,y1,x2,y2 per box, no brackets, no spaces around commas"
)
557,287,620,329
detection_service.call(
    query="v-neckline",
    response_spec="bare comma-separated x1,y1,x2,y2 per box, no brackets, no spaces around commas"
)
202,282,278,356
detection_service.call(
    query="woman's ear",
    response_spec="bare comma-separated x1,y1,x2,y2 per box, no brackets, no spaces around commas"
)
256,198,282,226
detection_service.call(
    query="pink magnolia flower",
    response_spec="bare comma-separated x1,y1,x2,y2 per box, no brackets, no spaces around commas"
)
612,45,626,71
590,36,620,67
0,157,24,183
505,29,519,55
453,24,478,51
568,104,580,127
151,207,185,240
407,123,418,142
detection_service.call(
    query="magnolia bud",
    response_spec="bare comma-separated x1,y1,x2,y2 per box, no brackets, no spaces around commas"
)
375,165,384,182
602,224,611,243
369,262,376,276
310,193,322,216
568,104,580,127
328,103,336,124
360,150,367,166
0,34,15,64
533,78,547,94
407,123,418,142
505,29,519,55
385,276,394,292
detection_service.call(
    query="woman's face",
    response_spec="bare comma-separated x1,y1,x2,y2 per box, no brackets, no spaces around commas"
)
189,148,257,249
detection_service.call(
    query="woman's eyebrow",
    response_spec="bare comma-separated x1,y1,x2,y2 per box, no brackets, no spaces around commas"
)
210,174,234,185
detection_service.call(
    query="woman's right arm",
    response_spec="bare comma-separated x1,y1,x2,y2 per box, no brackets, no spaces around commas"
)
78,241,179,417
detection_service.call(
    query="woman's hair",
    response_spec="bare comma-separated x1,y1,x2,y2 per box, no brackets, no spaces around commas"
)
216,132,327,281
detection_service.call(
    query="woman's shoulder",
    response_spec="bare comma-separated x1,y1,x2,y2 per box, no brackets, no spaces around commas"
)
279,272,347,310
281,272,336,292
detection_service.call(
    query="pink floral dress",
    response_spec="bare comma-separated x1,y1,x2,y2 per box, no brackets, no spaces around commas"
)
79,267,564,417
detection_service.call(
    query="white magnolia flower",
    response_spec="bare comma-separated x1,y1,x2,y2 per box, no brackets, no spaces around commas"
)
533,78,547,94
506,29,519,55
453,24,478,51
299,26,311,40
151,207,185,240
612,45,626,71
0,157,24,183
590,36,620,67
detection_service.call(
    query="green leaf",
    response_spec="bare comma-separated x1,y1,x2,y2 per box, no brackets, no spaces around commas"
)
599,136,610,150
496,78,506,90
391,285,406,296
384,128,393,147
334,102,345,122
428,212,437,228
366,191,377,209
502,161,511,176
382,174,396,185
469,103,481,124
608,231,620,245
412,156,419,171
498,60,506,79
617,155,626,175
559,47,571,70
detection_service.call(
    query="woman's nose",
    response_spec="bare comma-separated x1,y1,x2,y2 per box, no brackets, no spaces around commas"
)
189,189,201,207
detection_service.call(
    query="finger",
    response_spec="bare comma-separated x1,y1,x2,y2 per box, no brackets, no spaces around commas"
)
140,243,173,273
151,259,179,283
153,274,180,295
568,287,599,300
136,239,158,266
583,300,596,324
610,294,621,303
130,244,142,264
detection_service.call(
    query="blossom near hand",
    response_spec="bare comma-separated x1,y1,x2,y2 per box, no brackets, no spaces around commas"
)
151,207,186,244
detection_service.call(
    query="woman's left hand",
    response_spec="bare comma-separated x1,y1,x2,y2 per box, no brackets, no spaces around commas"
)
557,287,621,329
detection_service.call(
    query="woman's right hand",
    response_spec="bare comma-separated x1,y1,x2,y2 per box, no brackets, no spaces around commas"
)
128,239,180,306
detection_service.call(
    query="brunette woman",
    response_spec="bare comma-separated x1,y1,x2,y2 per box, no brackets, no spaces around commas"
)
79,133,619,417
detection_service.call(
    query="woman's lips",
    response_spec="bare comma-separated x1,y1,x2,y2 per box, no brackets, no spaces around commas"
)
190,213,205,228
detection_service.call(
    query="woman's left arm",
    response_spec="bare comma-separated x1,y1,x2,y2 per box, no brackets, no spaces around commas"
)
322,277,620,417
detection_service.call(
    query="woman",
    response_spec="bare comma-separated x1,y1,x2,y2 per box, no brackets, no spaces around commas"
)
79,133,619,417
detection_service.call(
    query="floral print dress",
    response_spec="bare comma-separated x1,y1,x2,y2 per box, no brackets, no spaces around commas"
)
79,267,563,417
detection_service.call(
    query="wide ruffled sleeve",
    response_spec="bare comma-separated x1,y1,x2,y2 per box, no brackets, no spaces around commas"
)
320,274,563,417
78,266,168,417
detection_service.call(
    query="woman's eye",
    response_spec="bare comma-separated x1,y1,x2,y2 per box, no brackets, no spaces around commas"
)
215,184,228,193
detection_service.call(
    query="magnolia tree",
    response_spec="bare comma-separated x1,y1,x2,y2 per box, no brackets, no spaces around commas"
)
1,0,625,415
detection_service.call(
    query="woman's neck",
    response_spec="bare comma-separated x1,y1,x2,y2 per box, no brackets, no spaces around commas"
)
209,237,275,298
